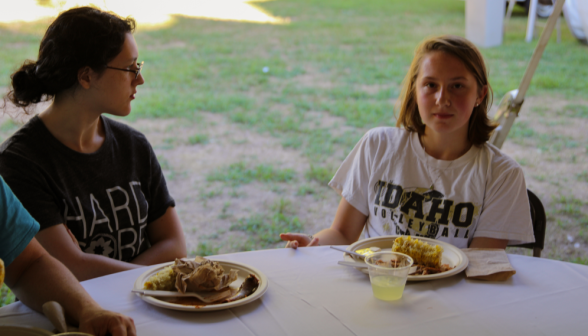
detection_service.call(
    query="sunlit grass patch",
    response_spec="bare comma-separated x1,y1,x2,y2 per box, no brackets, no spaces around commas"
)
207,162,295,185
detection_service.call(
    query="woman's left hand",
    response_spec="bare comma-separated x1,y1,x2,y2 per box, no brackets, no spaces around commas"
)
280,233,319,249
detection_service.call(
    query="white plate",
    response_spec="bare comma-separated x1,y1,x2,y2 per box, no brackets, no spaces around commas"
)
344,235,469,281
133,259,268,311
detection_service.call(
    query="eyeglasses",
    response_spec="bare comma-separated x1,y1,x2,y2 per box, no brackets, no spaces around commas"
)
105,61,144,79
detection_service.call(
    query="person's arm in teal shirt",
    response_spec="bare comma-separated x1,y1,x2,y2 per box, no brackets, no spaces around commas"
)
5,237,136,335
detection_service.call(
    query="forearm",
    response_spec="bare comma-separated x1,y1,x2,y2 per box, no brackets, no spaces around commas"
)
131,238,186,265
10,253,100,324
64,253,141,281
35,224,141,281
314,228,358,246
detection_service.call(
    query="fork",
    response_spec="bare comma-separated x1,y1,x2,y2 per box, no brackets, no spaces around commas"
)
132,289,229,303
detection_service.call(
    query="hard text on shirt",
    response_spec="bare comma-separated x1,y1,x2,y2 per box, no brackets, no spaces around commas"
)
62,181,149,261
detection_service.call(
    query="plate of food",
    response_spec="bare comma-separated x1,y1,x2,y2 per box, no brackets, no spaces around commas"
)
133,256,268,311
344,236,468,281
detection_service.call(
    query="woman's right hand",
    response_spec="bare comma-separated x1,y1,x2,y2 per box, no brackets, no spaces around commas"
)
280,233,319,249
79,306,136,336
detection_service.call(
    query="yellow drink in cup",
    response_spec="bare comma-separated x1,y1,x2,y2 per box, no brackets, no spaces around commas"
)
365,252,413,301
370,275,406,300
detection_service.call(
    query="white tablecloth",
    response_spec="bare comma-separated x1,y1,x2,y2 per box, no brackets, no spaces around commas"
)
1,246,587,335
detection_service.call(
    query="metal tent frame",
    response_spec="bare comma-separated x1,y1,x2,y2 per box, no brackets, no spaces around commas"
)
489,0,566,149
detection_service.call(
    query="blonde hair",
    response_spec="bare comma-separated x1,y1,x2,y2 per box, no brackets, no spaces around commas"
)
395,35,496,145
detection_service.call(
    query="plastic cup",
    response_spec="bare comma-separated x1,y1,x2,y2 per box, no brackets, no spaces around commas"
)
365,252,413,301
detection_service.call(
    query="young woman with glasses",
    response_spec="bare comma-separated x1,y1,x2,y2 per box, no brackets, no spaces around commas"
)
0,6,187,281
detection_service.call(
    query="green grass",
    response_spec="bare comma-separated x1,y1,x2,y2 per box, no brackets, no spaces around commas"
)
191,241,220,257
306,164,335,185
157,155,171,170
549,196,588,230
559,104,588,119
552,196,586,218
229,199,303,249
509,121,536,139
188,133,209,145
297,184,316,196
509,121,584,153
2,1,586,167
191,198,304,255
0,119,19,132
571,257,588,266
207,162,295,185
199,188,222,200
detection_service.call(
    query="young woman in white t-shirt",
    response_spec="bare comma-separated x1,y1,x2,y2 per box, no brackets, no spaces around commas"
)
281,35,534,249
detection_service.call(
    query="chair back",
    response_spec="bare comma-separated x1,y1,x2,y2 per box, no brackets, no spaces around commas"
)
508,189,546,257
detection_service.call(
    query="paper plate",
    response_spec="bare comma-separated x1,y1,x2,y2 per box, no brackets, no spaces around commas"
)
345,235,469,281
133,259,268,312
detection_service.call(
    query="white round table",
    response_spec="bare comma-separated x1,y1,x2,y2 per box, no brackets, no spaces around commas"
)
1,246,586,335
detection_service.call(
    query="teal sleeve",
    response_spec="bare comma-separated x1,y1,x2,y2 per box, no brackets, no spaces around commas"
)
0,176,40,267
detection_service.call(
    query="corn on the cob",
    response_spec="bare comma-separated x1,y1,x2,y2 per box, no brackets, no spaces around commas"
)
144,266,176,290
392,236,443,268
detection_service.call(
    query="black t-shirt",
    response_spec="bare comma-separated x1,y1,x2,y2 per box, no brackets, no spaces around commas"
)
0,116,175,262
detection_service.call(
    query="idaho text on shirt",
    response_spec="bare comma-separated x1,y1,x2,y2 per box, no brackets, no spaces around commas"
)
372,180,481,240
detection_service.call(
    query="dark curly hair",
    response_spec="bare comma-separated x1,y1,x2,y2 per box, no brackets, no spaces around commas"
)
4,6,136,111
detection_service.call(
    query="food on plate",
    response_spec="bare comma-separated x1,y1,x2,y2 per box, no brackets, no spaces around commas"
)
355,247,381,257
392,236,454,275
412,263,453,275
224,274,260,302
144,256,238,294
142,256,263,305
392,236,443,268
143,266,176,291
168,274,261,306
172,256,239,293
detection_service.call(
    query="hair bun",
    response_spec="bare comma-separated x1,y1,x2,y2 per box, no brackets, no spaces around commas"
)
9,60,46,107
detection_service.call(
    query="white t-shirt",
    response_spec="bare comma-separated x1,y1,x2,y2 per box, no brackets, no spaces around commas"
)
328,127,535,249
